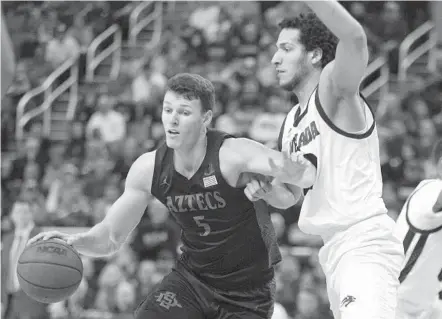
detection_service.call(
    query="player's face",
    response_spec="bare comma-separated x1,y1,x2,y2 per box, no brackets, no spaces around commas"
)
272,28,310,91
162,90,209,150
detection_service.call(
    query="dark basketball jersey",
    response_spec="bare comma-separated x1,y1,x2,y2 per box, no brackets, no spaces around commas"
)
151,130,281,291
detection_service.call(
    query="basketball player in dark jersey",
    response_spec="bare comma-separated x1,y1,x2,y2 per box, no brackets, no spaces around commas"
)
29,73,315,319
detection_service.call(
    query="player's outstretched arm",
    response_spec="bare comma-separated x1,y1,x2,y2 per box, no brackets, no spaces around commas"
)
224,138,316,188
244,175,302,209
28,153,155,257
305,0,368,96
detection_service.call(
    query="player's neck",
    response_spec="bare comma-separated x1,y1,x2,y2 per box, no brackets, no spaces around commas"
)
292,70,321,108
174,134,208,178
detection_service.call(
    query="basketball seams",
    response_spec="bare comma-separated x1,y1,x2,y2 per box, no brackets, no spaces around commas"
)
17,271,81,290
17,261,83,274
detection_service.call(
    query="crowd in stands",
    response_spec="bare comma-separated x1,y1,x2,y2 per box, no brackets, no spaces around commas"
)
1,1,440,319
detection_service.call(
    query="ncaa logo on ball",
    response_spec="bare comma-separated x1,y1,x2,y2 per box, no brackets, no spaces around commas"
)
37,246,67,256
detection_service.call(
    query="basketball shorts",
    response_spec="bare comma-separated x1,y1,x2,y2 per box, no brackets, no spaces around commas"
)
319,215,405,319
134,263,276,319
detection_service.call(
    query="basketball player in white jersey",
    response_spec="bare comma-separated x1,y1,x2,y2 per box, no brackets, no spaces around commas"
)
394,140,442,319
246,1,404,319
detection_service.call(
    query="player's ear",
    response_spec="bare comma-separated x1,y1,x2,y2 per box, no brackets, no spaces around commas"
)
310,48,323,67
203,110,213,127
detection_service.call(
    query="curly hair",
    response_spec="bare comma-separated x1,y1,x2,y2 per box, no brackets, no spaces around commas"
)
278,13,338,68
166,73,216,112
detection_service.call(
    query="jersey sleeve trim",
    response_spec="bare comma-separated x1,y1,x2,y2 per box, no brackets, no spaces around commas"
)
302,153,317,196
277,115,288,151
315,86,376,139
405,181,442,234
303,153,317,169
151,143,172,198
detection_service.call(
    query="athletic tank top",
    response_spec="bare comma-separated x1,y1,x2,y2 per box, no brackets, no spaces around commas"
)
395,179,442,315
278,86,387,241
151,130,281,290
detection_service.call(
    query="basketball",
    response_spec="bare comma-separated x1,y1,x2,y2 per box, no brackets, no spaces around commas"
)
17,238,83,303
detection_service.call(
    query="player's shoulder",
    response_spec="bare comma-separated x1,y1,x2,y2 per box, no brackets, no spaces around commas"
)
220,137,259,156
410,179,441,197
125,151,157,190
220,136,266,169
319,60,361,101
220,137,245,161
406,178,442,233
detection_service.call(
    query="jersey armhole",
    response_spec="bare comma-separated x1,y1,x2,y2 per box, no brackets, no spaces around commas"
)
151,143,171,198
315,85,376,139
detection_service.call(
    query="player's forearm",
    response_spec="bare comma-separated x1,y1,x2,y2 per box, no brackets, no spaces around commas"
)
70,222,120,257
263,182,301,209
304,1,365,40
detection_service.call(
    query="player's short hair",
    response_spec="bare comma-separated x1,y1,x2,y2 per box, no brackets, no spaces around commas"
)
166,73,215,112
278,13,338,68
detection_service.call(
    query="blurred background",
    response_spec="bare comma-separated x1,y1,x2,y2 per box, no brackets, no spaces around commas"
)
1,1,441,319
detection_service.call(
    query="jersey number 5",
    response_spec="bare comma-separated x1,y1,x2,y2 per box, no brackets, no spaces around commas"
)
193,216,211,236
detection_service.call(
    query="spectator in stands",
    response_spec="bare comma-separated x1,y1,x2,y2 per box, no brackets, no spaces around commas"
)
82,138,110,176
37,8,58,44
136,259,158,299
45,23,80,70
112,137,140,180
276,255,302,316
92,183,120,225
80,256,99,310
41,144,67,193
25,43,54,88
86,94,127,150
69,14,94,51
1,97,16,152
249,95,287,147
94,262,124,312
131,198,180,261
9,137,46,183
67,278,89,317
64,121,87,167
1,200,47,319
45,163,91,225
369,1,408,74
83,157,114,201
114,281,137,315
6,62,31,99
293,289,326,319
68,14,94,81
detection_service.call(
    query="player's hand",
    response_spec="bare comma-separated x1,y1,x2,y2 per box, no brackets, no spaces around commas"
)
28,231,76,247
244,177,273,202
269,150,312,187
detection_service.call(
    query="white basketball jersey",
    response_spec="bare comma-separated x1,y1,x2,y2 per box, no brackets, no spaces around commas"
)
279,87,387,240
394,179,442,317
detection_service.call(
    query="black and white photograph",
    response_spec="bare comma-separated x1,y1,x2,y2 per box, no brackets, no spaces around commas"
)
1,1,442,319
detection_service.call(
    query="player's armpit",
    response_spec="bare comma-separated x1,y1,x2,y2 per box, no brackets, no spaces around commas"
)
328,34,368,96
